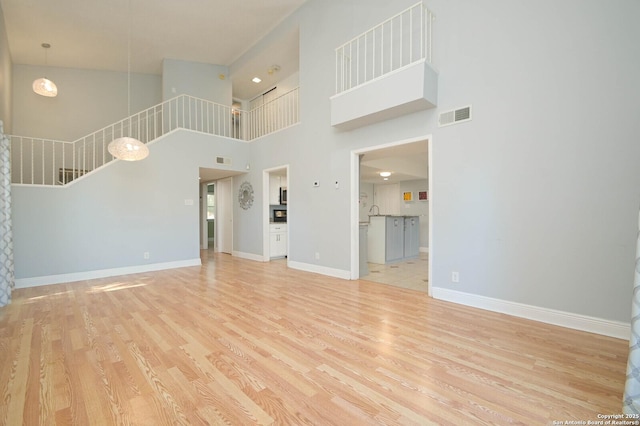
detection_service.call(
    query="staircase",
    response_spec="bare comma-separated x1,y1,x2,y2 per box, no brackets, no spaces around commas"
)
9,88,299,186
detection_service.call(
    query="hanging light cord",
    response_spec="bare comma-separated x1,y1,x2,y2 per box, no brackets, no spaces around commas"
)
127,0,132,118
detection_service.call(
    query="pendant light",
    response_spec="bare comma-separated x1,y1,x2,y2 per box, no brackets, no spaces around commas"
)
108,0,149,161
32,43,58,97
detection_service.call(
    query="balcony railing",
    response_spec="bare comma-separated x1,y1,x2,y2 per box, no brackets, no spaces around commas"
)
335,2,434,95
10,88,299,186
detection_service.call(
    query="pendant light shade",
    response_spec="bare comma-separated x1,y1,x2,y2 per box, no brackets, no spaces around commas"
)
32,77,58,97
33,43,58,97
108,0,148,162
108,137,149,161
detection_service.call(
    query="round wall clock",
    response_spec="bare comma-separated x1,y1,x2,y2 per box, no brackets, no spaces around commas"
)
238,181,254,210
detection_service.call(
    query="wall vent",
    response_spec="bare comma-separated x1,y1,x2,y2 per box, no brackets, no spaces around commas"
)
438,105,472,127
216,156,232,165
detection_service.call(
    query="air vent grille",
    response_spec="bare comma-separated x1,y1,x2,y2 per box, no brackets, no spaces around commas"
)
216,156,232,165
438,105,472,127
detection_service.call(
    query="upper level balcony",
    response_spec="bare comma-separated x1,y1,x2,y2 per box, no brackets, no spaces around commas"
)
330,2,438,130
9,88,299,186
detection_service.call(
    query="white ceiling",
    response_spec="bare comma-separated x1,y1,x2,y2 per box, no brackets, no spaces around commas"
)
2,0,427,183
0,0,305,100
360,140,429,184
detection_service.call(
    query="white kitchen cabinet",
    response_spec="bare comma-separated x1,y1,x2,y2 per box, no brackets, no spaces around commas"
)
367,216,386,264
269,175,282,205
269,223,288,258
374,183,401,215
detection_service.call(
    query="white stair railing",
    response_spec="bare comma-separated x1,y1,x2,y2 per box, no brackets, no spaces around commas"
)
245,87,299,140
335,2,435,95
10,88,299,186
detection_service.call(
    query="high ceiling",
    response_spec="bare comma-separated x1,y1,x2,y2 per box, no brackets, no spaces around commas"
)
2,0,428,184
0,0,305,100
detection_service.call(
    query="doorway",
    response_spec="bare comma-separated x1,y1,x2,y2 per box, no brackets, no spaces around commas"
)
351,135,433,295
200,182,216,250
263,166,289,262
217,177,233,254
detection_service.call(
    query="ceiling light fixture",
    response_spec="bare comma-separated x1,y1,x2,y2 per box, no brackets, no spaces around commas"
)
108,0,148,162
32,43,58,97
268,64,281,75
252,77,262,83
379,171,391,177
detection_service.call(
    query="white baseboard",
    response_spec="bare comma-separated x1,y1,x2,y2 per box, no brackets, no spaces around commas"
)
288,260,351,280
232,251,267,262
15,258,202,289
419,246,429,253
432,287,630,340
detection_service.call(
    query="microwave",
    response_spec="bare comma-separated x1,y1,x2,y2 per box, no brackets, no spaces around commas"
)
280,187,287,205
273,209,287,222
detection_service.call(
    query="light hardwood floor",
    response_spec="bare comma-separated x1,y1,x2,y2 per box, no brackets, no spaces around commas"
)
0,251,628,425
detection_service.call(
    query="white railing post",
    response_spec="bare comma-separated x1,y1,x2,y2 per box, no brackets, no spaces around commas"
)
10,89,300,185
17,138,21,184
39,140,42,184
334,2,431,95
30,139,33,184
61,142,65,185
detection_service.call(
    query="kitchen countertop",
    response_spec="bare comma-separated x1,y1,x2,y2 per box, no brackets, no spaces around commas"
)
362,215,419,223
369,214,418,217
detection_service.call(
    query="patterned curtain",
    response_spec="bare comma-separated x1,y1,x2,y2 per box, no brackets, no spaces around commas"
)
624,210,640,413
0,121,15,307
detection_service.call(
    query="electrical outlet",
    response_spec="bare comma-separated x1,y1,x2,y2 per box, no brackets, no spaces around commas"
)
451,271,459,283
144,252,150,260
315,252,320,260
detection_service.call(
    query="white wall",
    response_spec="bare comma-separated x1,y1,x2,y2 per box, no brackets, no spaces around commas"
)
9,0,640,328
233,0,640,324
162,59,231,105
12,65,161,141
12,130,250,282
275,71,299,96
425,0,640,323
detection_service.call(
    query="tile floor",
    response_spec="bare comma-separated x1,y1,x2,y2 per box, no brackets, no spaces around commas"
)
362,252,429,292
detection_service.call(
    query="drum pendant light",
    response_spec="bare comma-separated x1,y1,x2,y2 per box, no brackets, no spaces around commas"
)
32,43,58,97
108,0,148,161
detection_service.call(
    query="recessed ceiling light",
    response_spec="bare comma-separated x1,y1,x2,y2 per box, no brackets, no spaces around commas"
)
379,171,391,177
252,77,262,83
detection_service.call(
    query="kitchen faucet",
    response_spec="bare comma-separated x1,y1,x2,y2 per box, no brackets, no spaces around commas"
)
369,205,380,216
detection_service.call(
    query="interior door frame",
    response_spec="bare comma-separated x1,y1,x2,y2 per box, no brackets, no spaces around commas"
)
263,165,289,262
200,182,210,250
350,134,433,296
216,177,233,254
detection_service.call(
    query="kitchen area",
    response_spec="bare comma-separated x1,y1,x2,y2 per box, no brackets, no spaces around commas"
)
268,168,288,259
358,140,429,292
